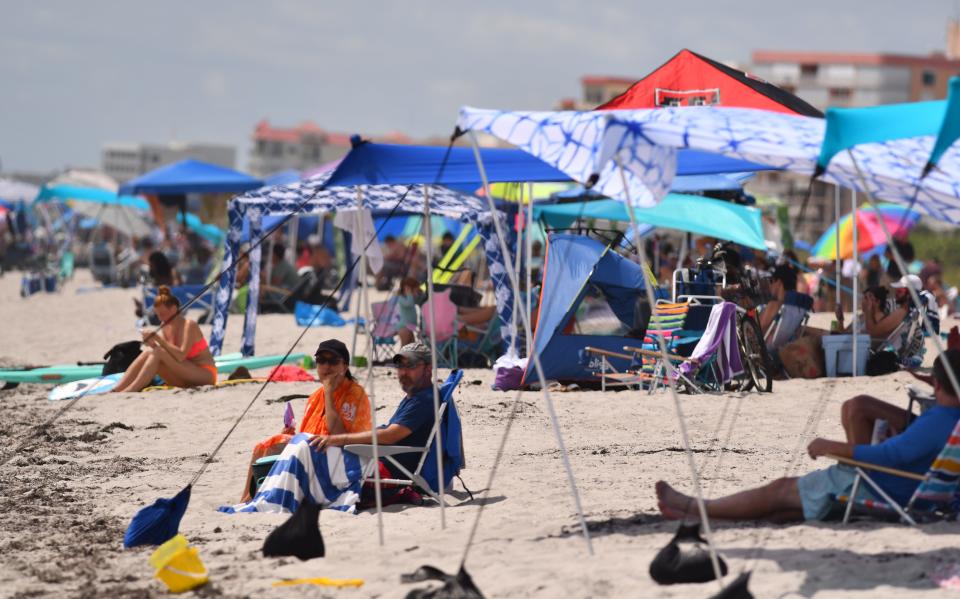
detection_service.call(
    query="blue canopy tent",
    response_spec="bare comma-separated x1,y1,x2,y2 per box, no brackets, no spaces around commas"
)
525,234,665,382
325,143,773,188
119,159,263,195
322,141,774,358
535,194,766,250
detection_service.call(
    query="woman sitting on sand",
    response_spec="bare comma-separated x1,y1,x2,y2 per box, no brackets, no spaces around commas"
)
113,286,217,392
240,339,371,501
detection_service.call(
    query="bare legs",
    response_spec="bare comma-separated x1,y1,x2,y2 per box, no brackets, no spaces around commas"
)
112,347,215,393
113,349,160,392
840,395,910,444
656,479,803,523
398,327,414,346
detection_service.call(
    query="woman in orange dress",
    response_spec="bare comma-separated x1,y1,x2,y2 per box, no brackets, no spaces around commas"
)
113,286,217,392
240,339,371,501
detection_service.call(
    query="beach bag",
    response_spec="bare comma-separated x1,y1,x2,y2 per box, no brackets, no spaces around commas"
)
866,350,899,376
103,341,143,376
777,334,824,379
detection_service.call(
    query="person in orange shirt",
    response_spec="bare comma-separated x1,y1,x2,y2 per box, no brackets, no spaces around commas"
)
240,339,371,501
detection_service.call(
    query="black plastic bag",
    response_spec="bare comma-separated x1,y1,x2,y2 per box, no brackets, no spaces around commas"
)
649,523,728,585
102,341,143,375
262,501,325,561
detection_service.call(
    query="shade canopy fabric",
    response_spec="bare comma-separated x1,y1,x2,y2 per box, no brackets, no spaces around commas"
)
811,203,921,260
36,184,154,237
535,194,766,250
119,159,262,195
0,178,40,203
323,142,773,202
209,171,514,357
457,105,960,224
237,171,487,219
599,49,823,117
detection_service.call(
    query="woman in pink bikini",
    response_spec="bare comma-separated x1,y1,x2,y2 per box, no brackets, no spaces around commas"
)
113,286,217,392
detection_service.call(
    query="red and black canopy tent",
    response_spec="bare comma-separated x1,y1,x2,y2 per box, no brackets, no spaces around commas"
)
598,48,823,117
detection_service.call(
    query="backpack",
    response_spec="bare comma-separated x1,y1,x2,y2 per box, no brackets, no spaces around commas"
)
102,341,143,375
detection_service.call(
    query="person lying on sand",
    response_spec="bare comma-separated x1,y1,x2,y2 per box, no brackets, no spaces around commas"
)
113,286,216,392
656,349,960,522
240,339,371,501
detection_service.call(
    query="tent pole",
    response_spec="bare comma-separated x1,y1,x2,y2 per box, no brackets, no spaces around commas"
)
616,158,724,588
356,187,385,545
526,182,534,358
846,150,960,399
834,184,841,311
511,200,523,357
851,188,859,376
468,131,593,554
422,185,447,529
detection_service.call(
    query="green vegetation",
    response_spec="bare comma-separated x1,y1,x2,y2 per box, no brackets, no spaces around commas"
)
911,224,960,285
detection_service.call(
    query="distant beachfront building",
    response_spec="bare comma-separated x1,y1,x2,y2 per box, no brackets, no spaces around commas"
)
555,76,635,110
247,120,413,177
749,44,960,242
102,142,236,184
750,50,960,109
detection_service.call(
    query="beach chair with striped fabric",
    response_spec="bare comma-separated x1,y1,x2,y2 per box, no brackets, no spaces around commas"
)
829,418,960,525
634,301,703,392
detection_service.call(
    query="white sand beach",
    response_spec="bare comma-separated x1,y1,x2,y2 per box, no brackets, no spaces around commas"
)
2,270,959,598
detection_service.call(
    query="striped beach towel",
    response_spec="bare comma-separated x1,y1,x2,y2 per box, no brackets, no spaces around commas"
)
913,419,960,511
219,434,373,515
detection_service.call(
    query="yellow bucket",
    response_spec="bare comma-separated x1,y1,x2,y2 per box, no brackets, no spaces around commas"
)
149,535,208,593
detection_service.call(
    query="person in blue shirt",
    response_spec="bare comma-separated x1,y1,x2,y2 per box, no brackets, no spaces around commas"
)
309,342,438,479
655,349,960,522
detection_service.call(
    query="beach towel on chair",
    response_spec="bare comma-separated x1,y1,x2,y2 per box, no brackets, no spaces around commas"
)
678,302,743,384
218,434,371,515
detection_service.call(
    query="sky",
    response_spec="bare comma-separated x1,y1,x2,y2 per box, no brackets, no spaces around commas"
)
0,1,956,173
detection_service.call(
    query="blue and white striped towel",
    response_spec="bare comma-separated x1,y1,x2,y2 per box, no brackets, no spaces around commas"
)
218,433,372,515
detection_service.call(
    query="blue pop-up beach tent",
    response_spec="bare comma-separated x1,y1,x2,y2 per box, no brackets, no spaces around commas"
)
119,159,262,195
525,234,666,383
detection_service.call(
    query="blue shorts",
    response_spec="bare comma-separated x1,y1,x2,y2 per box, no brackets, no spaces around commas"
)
796,464,879,520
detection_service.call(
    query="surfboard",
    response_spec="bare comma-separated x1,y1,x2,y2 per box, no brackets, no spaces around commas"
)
47,373,123,401
46,353,308,400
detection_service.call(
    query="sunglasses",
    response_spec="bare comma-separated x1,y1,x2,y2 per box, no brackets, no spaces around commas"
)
314,354,344,366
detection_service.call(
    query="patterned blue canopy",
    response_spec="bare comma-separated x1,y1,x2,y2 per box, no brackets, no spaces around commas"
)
457,105,960,225
236,171,488,218
209,172,515,357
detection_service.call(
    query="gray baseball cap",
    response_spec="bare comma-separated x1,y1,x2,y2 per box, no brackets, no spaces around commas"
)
392,342,432,366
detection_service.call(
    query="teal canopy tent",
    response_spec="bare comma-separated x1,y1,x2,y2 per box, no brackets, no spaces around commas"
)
534,194,766,250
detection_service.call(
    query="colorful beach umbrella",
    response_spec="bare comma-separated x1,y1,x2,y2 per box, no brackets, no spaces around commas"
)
810,204,920,260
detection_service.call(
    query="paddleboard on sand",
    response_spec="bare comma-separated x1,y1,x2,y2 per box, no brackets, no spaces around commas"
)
48,373,123,401
46,353,307,400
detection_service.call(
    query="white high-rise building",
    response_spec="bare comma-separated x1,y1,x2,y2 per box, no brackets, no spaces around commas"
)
102,142,236,183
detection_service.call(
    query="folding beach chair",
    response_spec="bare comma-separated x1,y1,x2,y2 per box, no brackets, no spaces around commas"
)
583,346,644,391
345,369,467,502
829,418,960,526
421,289,460,368
764,291,814,353
632,301,704,392
370,298,401,364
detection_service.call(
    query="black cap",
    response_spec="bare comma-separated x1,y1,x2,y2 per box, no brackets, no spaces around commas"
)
314,339,350,364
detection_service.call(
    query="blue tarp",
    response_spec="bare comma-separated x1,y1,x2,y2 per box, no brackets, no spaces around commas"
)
324,143,774,187
119,159,262,195
525,234,662,382
535,195,767,250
